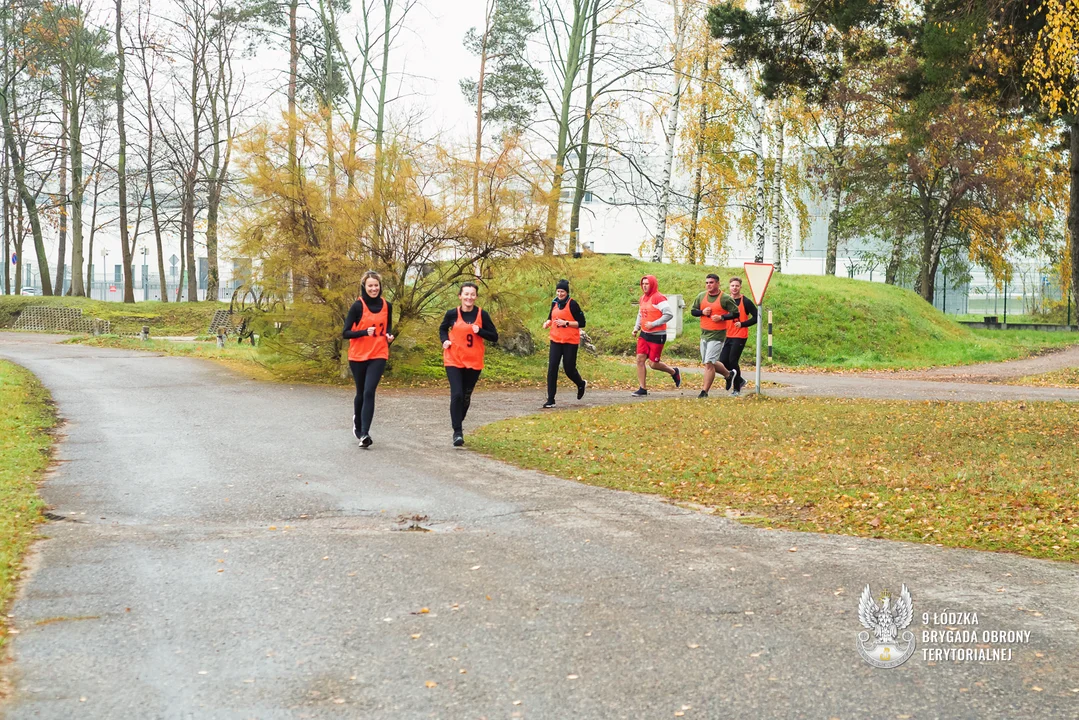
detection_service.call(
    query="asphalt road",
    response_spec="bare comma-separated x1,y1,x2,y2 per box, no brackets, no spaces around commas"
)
1,333,1077,719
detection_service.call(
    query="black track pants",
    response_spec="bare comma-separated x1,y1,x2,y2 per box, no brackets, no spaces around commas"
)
719,338,747,389
547,342,584,402
445,365,482,433
350,358,387,436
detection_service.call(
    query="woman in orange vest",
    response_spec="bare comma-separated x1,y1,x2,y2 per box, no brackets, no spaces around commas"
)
541,278,587,409
342,271,394,448
439,282,498,446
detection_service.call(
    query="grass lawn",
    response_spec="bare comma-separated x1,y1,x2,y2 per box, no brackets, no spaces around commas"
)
470,396,1079,562
0,361,56,647
0,295,224,336
1017,367,1079,389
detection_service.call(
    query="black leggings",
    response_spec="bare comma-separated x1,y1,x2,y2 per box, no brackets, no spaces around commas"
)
445,365,482,433
547,342,584,402
719,338,747,386
350,359,387,436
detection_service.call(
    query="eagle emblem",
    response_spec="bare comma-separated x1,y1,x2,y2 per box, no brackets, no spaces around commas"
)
856,584,916,668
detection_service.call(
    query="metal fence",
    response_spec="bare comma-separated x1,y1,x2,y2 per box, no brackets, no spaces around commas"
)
4,263,245,302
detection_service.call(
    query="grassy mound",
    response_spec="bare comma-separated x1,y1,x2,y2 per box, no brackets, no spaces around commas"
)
473,255,1078,368
45,254,1079,380
0,296,226,336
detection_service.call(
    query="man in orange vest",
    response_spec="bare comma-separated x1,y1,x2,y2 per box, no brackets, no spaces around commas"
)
690,273,736,398
631,274,681,396
720,277,757,396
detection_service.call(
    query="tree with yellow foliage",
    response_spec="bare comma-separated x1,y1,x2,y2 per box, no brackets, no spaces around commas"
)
236,116,545,370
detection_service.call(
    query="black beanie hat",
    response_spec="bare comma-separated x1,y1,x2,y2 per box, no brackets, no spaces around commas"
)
556,279,570,292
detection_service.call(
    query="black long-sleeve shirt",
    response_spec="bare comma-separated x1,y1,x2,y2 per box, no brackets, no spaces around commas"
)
438,307,499,343
719,296,758,328
545,298,586,327
342,297,393,339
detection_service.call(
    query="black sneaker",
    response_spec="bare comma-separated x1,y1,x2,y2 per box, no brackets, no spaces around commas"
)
631,388,648,397
542,400,556,409
672,368,682,388
453,434,465,447
359,434,373,448
726,369,737,392
353,415,361,440
736,375,747,392
577,380,587,400
697,390,708,399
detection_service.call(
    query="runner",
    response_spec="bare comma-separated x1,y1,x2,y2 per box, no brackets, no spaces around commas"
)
720,276,757,397
342,271,394,448
542,279,587,408
689,273,735,398
631,274,681,396
440,282,498,446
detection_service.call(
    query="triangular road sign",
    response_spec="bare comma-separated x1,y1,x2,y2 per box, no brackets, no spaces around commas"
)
743,262,775,305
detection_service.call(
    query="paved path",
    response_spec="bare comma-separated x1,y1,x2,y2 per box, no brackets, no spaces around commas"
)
1,333,1077,719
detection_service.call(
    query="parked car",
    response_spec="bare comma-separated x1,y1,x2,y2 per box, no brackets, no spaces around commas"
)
20,287,40,295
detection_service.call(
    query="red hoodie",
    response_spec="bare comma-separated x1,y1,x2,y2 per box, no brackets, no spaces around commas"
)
639,274,668,334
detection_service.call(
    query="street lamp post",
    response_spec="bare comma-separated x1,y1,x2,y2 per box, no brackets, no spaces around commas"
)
101,248,109,301
141,247,148,301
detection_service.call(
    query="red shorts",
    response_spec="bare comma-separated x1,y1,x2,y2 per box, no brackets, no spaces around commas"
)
636,337,664,362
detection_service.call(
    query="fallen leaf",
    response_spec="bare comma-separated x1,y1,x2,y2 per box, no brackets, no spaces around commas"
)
567,674,579,680
687,643,700,649
425,681,437,688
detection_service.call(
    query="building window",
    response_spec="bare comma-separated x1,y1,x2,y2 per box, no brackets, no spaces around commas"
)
114,265,122,283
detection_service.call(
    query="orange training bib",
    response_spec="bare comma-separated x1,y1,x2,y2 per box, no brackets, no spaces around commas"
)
549,302,580,345
348,301,390,361
443,307,485,370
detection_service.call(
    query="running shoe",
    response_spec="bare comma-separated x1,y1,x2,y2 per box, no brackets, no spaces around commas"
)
726,369,738,392
731,389,741,397
697,390,708,399
453,433,465,447
359,434,373,448
736,375,747,393
577,380,587,400
542,400,556,409
353,415,361,440
631,388,648,397
672,368,682,388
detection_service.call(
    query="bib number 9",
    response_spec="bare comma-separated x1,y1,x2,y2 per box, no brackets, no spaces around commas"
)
466,333,474,347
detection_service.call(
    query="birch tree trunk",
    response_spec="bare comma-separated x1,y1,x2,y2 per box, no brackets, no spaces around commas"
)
650,0,687,263
752,91,767,263
770,117,784,271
